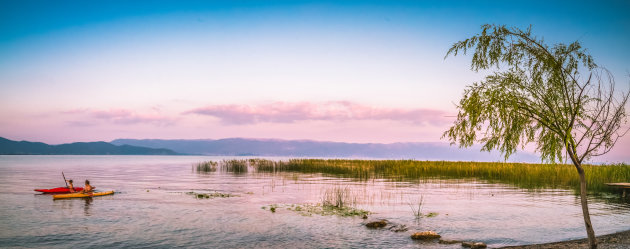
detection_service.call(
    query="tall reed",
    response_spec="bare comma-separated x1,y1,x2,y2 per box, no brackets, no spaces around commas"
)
220,159,248,173
322,186,356,208
197,158,630,194
409,195,424,219
196,161,218,172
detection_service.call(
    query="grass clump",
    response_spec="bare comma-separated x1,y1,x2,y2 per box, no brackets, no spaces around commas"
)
261,186,368,217
322,186,356,209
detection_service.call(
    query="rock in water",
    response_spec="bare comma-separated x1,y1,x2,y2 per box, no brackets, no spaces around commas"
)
387,224,408,232
410,231,441,240
472,242,487,248
462,241,487,249
365,220,387,228
439,239,462,244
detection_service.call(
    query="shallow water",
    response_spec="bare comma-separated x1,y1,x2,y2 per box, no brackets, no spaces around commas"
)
0,155,628,248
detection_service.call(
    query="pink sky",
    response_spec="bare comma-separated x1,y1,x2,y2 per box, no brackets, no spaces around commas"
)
2,101,453,144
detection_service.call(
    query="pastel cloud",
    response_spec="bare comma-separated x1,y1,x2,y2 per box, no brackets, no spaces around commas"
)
63,109,176,126
185,101,450,125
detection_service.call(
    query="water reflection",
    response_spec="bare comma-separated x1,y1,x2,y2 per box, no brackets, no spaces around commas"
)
84,198,92,216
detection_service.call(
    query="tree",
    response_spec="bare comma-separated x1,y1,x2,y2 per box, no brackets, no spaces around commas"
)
443,24,629,249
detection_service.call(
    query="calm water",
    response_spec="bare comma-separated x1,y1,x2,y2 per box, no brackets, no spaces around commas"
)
0,155,629,248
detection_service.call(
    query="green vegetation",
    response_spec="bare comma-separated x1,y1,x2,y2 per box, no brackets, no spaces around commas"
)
263,203,370,217
261,185,369,217
425,212,439,218
196,158,630,194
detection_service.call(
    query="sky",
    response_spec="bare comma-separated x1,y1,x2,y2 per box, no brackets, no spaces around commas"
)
1,0,629,162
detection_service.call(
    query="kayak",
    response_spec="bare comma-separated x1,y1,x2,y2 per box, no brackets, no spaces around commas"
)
53,190,115,199
35,187,84,193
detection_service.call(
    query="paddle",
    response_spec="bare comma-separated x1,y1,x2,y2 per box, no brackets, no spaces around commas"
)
62,172,68,188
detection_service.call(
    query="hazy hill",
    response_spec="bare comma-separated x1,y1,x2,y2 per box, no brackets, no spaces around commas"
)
0,137,178,155
111,138,539,162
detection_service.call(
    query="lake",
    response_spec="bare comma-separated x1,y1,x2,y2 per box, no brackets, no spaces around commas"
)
0,155,628,248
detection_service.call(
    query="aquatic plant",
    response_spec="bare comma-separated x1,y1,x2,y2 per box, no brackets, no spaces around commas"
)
197,158,630,194
253,159,630,194
265,203,369,217
408,195,424,219
322,186,356,209
425,212,438,218
195,161,218,172
220,159,248,173
186,191,239,199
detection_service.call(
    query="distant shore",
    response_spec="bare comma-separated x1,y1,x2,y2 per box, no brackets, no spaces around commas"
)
501,229,630,249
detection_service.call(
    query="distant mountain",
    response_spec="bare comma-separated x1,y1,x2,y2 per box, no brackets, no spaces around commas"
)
111,138,539,162
0,137,178,155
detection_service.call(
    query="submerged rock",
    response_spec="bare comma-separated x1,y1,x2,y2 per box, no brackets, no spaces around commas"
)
462,241,487,248
365,220,387,228
438,239,462,244
387,224,408,232
472,242,487,248
410,231,441,240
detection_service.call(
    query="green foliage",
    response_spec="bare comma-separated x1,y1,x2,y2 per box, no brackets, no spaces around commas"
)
443,24,628,164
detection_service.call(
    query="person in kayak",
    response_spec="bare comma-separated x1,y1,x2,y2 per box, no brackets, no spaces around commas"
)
66,179,76,193
81,180,94,194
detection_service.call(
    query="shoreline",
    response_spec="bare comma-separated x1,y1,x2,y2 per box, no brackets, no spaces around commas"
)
500,229,630,249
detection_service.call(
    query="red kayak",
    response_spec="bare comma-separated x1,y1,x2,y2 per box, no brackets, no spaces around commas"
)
34,187,84,193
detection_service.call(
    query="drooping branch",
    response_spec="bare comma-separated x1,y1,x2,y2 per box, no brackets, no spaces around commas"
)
444,24,629,164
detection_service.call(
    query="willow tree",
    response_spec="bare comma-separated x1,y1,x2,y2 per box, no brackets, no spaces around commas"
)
443,24,629,249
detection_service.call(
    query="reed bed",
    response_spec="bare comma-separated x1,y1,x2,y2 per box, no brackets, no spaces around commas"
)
220,159,248,173
195,160,248,173
195,161,218,172
195,159,630,193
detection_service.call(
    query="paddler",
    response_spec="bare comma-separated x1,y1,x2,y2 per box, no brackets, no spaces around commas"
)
81,180,95,194
66,179,76,193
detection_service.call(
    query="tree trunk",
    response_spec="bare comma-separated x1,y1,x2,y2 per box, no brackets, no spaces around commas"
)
576,165,597,249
